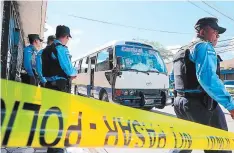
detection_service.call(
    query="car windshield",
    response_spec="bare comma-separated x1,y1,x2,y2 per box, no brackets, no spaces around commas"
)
115,45,167,73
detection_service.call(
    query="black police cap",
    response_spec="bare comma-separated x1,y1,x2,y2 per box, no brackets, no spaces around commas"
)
47,35,56,42
56,25,72,38
194,17,226,34
28,34,43,42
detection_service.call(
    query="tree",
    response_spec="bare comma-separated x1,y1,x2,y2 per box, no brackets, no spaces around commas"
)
133,38,174,63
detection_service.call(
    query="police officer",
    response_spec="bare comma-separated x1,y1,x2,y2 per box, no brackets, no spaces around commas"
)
36,35,55,87
23,34,43,85
42,25,77,93
42,26,77,153
169,17,234,153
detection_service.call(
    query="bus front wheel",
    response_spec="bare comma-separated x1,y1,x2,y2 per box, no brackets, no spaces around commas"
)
74,86,77,95
101,91,109,102
142,106,154,110
74,86,80,95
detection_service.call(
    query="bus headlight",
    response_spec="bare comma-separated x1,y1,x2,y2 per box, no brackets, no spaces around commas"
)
123,90,129,96
129,90,135,96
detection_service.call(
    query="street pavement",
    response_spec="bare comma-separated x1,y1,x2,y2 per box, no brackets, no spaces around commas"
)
1,104,233,153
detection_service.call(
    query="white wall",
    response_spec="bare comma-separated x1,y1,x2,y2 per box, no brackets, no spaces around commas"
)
17,1,47,46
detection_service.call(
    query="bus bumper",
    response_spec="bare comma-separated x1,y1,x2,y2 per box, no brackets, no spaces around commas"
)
113,90,167,109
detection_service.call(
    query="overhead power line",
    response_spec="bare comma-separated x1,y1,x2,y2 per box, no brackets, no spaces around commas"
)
68,14,192,35
201,1,234,22
187,0,216,17
216,46,234,52
167,45,234,52
218,38,234,42
217,47,234,54
166,38,233,51
215,44,234,48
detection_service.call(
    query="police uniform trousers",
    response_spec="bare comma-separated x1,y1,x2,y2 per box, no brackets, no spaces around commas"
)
45,79,68,93
21,74,38,86
169,95,231,153
44,79,68,153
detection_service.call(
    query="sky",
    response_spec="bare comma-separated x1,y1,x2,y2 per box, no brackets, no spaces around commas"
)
44,1,234,61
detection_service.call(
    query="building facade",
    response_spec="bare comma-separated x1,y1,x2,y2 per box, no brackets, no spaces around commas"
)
1,1,47,81
220,58,234,80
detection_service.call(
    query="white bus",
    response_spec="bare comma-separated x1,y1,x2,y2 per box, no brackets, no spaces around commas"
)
72,40,170,109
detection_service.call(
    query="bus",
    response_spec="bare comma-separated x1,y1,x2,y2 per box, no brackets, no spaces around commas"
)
71,40,170,110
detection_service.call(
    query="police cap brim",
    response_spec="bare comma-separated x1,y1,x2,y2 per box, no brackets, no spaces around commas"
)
210,24,226,34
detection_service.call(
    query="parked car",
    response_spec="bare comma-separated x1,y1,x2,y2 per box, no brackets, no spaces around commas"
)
224,80,234,98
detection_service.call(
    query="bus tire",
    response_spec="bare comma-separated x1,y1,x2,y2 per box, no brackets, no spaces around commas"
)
74,86,81,95
155,104,165,109
155,91,166,109
142,106,154,110
74,86,77,95
100,91,109,102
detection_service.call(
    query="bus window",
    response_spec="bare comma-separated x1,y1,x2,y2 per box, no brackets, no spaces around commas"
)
81,57,89,73
90,56,96,87
96,49,110,71
77,60,82,73
73,61,77,72
90,56,96,70
73,61,76,67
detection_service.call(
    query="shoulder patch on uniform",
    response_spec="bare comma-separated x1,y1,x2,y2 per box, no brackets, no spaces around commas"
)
207,50,216,55
206,43,216,56
26,48,33,53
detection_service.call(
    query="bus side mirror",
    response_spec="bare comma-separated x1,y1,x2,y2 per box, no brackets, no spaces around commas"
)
115,57,123,77
108,48,113,55
108,48,113,63
116,56,122,65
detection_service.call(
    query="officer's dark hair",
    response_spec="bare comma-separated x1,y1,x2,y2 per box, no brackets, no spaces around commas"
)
196,25,210,38
47,35,56,45
56,33,69,39
29,39,36,45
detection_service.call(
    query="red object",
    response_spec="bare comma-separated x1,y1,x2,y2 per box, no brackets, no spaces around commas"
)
115,89,122,96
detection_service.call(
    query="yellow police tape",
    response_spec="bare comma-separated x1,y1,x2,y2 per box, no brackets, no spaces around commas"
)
1,79,234,150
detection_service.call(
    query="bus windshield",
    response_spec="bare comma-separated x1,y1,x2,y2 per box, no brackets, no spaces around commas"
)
115,45,167,73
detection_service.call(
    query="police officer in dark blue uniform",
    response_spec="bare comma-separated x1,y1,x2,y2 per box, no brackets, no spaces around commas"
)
42,26,77,153
22,34,43,85
169,17,234,153
42,25,77,93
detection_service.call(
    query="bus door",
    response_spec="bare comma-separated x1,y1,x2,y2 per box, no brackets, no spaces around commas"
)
89,55,96,97
78,57,91,96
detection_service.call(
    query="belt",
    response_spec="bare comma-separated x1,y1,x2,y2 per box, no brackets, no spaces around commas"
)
46,76,67,82
47,79,67,84
177,92,204,98
177,91,217,111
